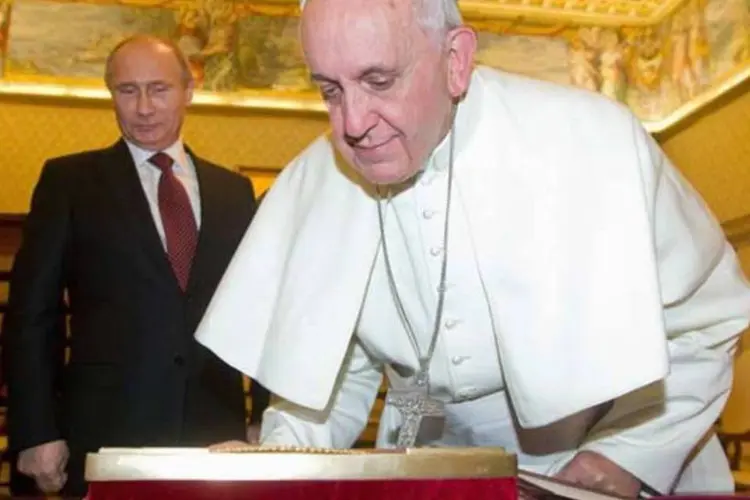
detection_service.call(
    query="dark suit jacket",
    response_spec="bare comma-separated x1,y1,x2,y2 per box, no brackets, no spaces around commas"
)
2,139,269,496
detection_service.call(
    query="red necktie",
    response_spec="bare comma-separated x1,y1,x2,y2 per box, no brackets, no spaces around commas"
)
149,152,197,291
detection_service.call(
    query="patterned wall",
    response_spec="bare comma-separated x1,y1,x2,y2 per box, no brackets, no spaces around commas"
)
659,81,750,224
0,95,328,212
0,83,749,224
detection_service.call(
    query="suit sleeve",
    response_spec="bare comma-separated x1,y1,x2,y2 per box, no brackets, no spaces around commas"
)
259,338,383,448
242,174,257,210
2,161,70,452
574,122,750,493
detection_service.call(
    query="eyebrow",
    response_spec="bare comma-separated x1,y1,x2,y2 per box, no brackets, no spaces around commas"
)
310,66,398,84
310,73,335,84
115,80,172,89
358,67,397,79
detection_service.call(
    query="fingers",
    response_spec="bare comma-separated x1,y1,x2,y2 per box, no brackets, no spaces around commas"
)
35,470,67,493
32,459,69,493
557,455,606,486
555,452,640,497
558,461,609,491
208,440,250,452
17,441,70,494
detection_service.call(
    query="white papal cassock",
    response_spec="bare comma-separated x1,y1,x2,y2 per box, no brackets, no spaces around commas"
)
195,67,750,493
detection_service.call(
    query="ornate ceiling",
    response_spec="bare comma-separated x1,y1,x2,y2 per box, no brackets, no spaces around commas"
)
0,0,746,133
455,0,749,133
247,0,750,133
462,0,686,27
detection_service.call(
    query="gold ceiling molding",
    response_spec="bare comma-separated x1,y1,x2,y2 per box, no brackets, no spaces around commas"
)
164,0,691,27
647,64,750,134
460,0,685,28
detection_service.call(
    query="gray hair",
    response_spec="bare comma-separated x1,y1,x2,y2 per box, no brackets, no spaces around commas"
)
300,0,463,37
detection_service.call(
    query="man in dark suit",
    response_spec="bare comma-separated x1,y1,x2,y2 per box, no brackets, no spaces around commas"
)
1,35,269,497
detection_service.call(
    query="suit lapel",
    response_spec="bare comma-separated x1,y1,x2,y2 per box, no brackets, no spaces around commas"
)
186,153,223,294
101,139,180,288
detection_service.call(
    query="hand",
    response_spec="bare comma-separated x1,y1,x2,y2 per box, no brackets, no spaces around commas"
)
207,440,250,452
556,450,641,497
17,439,69,493
207,424,262,451
246,424,261,444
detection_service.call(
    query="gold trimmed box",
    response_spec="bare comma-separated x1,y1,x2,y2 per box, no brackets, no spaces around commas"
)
85,446,517,482
85,446,519,500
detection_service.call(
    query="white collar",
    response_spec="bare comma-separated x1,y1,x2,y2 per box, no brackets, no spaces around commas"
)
418,72,483,178
125,138,193,176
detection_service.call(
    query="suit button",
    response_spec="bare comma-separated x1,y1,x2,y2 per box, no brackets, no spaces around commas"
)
173,355,185,367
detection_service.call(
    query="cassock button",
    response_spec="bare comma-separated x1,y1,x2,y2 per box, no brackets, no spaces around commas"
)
422,209,437,220
451,355,469,366
444,319,460,329
430,246,443,257
457,388,478,400
173,354,186,367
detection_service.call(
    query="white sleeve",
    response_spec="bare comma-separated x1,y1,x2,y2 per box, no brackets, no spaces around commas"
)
578,128,750,493
259,338,384,448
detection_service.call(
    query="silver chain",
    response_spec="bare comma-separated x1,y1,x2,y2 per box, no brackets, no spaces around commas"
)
376,126,456,385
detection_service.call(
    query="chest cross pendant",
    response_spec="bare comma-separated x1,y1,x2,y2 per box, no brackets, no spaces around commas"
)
386,375,445,448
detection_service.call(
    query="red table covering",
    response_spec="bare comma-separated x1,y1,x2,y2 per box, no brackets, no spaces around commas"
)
86,477,518,500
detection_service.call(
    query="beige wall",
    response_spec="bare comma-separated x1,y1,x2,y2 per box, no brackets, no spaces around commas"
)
0,94,329,211
1,80,748,220
2,81,748,282
3,83,750,303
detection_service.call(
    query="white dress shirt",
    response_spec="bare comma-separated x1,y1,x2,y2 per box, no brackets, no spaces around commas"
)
125,139,202,248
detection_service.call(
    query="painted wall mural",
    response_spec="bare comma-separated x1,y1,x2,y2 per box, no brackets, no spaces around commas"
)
3,0,312,93
0,0,747,131
472,0,749,123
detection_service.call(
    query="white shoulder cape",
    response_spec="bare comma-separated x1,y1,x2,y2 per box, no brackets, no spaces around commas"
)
196,67,725,428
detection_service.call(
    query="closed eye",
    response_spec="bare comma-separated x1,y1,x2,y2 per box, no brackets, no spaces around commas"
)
367,78,394,91
319,85,341,101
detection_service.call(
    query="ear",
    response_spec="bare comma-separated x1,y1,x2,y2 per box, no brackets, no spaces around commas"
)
445,26,477,99
184,77,195,105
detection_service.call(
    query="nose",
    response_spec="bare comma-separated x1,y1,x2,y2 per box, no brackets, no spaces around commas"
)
342,90,376,145
135,91,155,116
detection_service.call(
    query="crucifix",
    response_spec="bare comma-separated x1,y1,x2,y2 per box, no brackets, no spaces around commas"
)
376,118,457,450
386,370,446,448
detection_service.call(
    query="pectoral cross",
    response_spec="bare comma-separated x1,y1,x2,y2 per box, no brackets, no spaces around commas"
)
385,372,446,448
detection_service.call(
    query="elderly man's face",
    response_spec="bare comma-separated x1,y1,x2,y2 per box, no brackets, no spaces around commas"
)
301,0,475,186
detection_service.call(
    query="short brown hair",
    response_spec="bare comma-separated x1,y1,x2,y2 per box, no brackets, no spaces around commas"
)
104,34,193,89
